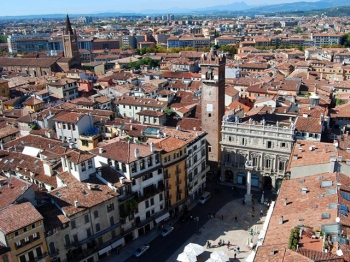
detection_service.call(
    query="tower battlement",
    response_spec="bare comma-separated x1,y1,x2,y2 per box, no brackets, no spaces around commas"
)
200,47,226,65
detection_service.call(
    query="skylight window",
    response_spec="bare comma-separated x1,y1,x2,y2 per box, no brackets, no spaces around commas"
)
321,213,331,219
328,203,337,209
341,191,350,201
321,181,333,188
340,203,349,212
326,188,336,195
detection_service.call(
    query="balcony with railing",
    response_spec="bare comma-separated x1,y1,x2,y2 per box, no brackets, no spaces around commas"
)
176,179,182,185
49,249,59,258
224,162,246,169
34,252,49,262
118,192,134,202
101,131,116,138
165,194,172,200
133,184,164,202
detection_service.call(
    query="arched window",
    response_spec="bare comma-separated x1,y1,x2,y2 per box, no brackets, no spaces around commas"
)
64,234,70,246
49,242,56,254
96,223,101,232
2,254,9,262
110,216,114,226
94,210,98,218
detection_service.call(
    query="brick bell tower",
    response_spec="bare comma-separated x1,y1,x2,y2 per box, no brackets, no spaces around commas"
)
62,14,79,59
200,47,226,169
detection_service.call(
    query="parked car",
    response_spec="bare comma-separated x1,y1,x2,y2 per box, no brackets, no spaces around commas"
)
180,211,192,222
161,226,174,237
134,244,150,257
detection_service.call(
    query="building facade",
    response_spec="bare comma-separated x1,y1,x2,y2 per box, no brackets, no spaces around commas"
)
0,203,49,262
220,114,295,191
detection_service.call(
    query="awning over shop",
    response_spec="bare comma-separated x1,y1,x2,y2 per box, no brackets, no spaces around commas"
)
155,212,170,224
98,245,111,256
111,237,125,249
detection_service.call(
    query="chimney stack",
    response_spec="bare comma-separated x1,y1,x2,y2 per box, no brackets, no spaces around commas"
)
279,216,284,225
87,183,92,190
135,148,140,159
99,147,104,154
150,142,155,153
74,200,79,208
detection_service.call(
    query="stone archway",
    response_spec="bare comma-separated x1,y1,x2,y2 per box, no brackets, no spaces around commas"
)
225,170,233,182
262,176,272,191
237,172,246,185
276,178,283,192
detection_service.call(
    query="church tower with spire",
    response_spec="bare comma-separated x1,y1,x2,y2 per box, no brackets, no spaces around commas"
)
62,14,79,59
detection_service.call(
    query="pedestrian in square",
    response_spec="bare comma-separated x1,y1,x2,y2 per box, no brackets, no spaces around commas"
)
237,246,240,254
207,241,210,248
227,241,230,250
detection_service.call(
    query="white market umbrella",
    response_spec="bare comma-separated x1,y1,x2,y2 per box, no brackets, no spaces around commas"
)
210,251,229,262
205,259,216,262
177,251,197,262
184,243,204,256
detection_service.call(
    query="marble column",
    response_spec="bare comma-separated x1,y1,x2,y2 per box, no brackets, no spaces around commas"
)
245,169,252,205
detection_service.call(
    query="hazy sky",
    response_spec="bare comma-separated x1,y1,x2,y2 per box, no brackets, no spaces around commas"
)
0,0,317,16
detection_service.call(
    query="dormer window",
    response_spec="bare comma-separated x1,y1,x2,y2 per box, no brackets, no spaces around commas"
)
131,163,136,173
88,160,92,169
140,159,145,170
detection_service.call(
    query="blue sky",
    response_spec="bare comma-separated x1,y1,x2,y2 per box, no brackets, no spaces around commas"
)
1,0,316,16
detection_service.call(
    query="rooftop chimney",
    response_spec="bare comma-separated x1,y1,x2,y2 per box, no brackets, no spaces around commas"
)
87,183,92,190
74,200,79,208
330,157,336,173
150,142,155,153
99,147,104,154
279,216,284,225
135,148,140,159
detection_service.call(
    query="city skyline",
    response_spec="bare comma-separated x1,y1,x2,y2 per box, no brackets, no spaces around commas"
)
1,0,319,16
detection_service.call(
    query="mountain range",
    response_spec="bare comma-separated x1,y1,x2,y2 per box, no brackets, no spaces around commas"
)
138,0,350,14
0,0,349,19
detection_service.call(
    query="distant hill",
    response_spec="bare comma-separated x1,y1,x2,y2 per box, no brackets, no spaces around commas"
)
0,0,350,19
246,0,350,13
139,0,350,14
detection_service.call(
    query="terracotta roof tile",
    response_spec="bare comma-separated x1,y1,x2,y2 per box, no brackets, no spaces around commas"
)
90,140,158,163
0,202,43,234
0,176,33,208
49,173,118,216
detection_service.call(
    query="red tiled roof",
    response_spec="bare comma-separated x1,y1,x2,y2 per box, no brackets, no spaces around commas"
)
0,202,43,234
